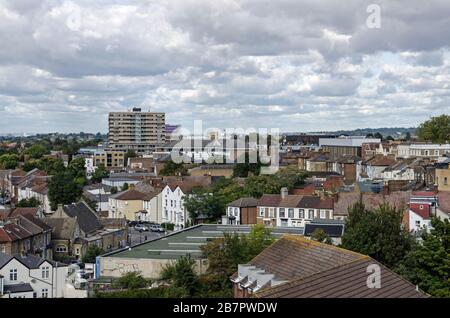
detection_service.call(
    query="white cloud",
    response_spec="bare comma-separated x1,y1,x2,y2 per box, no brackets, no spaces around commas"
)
0,0,449,134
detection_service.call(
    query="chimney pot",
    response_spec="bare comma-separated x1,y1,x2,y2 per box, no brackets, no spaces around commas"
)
281,187,288,199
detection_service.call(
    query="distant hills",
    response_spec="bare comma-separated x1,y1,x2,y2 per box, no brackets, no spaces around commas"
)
310,127,417,138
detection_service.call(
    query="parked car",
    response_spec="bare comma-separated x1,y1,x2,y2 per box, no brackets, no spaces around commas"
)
134,224,149,232
150,224,165,233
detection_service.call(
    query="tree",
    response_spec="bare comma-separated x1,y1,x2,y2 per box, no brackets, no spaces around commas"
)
310,228,332,244
199,224,274,296
48,170,83,210
111,186,118,194
341,203,415,268
374,132,383,140
405,132,412,141
232,151,264,177
24,143,50,159
24,157,65,175
91,164,109,183
82,245,105,264
417,115,450,143
386,135,394,141
396,217,450,297
160,255,199,296
112,272,148,290
68,157,87,186
159,161,188,176
0,154,18,169
122,183,129,191
183,189,223,220
16,197,41,208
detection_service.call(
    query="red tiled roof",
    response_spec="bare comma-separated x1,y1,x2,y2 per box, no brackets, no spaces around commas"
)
257,194,282,207
9,208,39,218
0,228,12,242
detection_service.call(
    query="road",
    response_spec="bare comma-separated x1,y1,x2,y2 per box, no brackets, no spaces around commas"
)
127,227,168,246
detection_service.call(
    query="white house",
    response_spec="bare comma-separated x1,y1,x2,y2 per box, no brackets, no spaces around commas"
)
381,159,417,181
18,183,51,215
0,253,68,298
161,185,188,230
142,191,163,224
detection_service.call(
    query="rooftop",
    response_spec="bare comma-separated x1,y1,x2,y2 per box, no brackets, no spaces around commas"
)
104,224,304,260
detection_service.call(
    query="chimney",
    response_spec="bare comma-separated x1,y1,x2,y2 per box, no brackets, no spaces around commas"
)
281,187,288,199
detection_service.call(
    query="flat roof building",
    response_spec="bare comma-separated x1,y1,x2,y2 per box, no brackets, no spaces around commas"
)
97,224,304,279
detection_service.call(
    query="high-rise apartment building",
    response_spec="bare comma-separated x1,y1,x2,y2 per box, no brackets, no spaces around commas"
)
108,108,166,153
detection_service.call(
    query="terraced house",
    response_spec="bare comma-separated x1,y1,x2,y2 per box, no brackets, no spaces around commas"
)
256,188,335,228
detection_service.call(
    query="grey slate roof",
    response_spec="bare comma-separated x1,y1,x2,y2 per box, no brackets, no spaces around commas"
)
228,197,259,208
3,283,34,294
0,253,13,268
63,202,102,234
42,218,77,240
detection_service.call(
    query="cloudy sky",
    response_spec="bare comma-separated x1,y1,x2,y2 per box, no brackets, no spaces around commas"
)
0,0,449,134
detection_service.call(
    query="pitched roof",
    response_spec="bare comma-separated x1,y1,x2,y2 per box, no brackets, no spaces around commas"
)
42,218,77,240
333,192,411,216
9,208,39,218
248,235,366,281
298,196,321,209
1,223,32,241
254,258,427,298
21,214,52,232
279,195,304,208
228,197,259,208
63,202,102,234
3,283,34,294
257,194,282,207
31,183,48,195
0,252,13,268
110,189,148,201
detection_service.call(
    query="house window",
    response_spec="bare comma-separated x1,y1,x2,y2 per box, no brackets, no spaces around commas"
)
0,245,5,253
279,208,285,218
445,177,448,186
269,208,274,218
259,208,265,217
10,269,17,281
415,220,421,227
234,208,239,217
75,248,80,256
308,210,314,219
42,289,49,298
228,207,233,216
288,208,294,218
42,266,50,279
280,220,288,227
56,245,67,253
299,209,305,219
320,210,326,219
